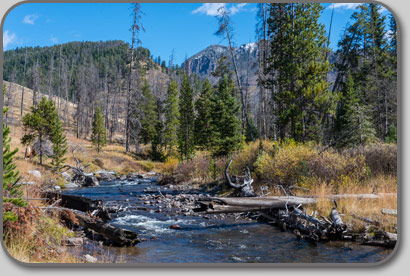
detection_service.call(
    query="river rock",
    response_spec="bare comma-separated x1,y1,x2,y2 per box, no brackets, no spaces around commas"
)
84,175,99,187
63,237,84,246
127,172,143,180
28,169,42,178
84,254,98,263
169,224,181,230
61,172,71,181
64,182,80,189
96,171,116,181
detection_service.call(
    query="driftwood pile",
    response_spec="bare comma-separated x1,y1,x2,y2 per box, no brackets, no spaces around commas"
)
43,192,140,247
225,156,255,197
61,147,99,187
195,195,397,248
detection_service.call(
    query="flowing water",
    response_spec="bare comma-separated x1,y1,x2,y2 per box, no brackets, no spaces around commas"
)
63,178,393,264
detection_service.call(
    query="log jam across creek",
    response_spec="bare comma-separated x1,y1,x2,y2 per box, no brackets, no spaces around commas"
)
60,177,393,263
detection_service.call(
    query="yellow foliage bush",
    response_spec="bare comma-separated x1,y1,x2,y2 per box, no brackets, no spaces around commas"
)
163,157,179,174
254,141,368,191
231,140,276,173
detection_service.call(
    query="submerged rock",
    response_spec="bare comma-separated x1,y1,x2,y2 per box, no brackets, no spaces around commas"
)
169,224,181,230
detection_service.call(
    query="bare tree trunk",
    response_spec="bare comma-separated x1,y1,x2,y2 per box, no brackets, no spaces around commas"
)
217,8,254,141
47,51,55,101
20,48,28,117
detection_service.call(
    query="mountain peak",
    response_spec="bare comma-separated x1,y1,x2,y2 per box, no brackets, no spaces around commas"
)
183,42,259,79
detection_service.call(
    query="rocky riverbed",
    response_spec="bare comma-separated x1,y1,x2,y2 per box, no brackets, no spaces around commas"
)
59,175,394,263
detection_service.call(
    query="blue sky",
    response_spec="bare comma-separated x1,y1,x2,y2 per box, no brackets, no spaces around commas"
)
2,2,392,65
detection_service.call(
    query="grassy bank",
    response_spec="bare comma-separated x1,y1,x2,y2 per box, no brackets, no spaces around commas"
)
4,125,164,263
167,140,397,233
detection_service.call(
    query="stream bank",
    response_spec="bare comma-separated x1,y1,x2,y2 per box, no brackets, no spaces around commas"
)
59,176,393,263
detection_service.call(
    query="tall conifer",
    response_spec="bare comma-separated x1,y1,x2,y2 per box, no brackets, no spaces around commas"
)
178,74,195,160
140,80,157,144
210,76,242,157
91,106,107,153
194,78,213,150
163,79,179,154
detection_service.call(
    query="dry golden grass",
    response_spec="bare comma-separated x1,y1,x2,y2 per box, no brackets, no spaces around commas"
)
3,81,77,128
3,210,80,263
9,123,162,186
299,175,397,233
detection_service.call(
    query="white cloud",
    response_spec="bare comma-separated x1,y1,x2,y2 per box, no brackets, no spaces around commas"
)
192,3,248,16
330,3,390,14
229,3,247,15
192,3,226,16
3,30,16,49
331,3,362,10
22,14,38,24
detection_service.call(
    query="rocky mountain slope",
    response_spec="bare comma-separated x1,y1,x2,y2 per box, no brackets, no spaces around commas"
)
183,43,259,86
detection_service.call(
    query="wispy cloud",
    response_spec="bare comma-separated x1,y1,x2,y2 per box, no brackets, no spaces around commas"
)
49,35,58,44
330,3,390,14
331,3,361,10
192,3,248,16
3,30,16,49
229,3,247,15
22,14,39,24
192,3,225,16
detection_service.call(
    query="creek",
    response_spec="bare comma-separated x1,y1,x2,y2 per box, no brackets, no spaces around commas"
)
63,177,392,263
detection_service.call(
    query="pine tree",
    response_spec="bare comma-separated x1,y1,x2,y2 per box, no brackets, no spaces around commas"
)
140,80,157,145
266,3,337,142
194,78,213,150
91,106,107,153
3,85,26,222
21,97,59,165
334,73,375,147
50,112,68,172
210,76,242,157
178,74,195,160
336,4,395,141
163,79,179,155
150,99,165,161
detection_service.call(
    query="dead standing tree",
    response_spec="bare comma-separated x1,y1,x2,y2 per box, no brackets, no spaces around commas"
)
225,156,255,197
215,7,254,141
125,3,144,152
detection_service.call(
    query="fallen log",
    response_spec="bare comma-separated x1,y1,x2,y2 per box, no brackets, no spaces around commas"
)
203,205,269,214
360,231,397,249
382,208,397,216
325,193,396,200
351,214,381,226
293,208,327,227
205,196,317,207
44,191,111,222
46,207,139,246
